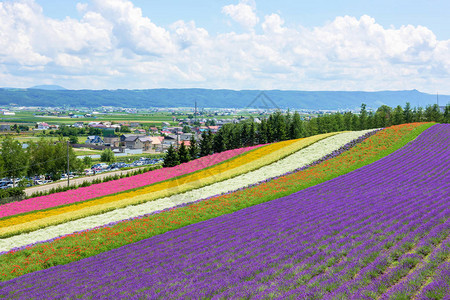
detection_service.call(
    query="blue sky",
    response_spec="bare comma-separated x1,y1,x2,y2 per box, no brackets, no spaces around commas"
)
36,0,450,39
1,0,450,93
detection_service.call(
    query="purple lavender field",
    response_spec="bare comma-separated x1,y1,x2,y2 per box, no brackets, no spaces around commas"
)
1,124,449,299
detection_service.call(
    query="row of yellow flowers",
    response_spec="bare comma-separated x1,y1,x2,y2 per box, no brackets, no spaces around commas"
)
0,133,336,238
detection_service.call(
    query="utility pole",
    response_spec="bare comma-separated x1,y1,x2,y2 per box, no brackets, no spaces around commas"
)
67,140,70,187
194,100,197,124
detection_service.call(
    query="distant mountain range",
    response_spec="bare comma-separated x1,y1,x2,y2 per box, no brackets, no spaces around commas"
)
29,85,67,91
0,87,447,110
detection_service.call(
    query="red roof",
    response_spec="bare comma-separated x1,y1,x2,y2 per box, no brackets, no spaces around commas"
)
178,141,191,146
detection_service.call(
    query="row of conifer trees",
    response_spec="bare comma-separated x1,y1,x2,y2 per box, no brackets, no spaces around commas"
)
163,102,449,167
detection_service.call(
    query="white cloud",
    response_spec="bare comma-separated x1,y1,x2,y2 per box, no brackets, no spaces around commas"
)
222,0,259,30
0,0,449,93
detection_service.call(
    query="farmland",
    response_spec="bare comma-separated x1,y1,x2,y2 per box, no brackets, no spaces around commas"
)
0,123,448,299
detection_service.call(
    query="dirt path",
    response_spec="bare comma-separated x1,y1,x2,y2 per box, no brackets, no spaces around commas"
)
24,166,151,196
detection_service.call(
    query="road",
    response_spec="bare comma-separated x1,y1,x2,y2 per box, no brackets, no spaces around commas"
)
24,166,152,196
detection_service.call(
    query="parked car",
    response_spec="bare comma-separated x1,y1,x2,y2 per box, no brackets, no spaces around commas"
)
91,163,108,170
34,179,53,185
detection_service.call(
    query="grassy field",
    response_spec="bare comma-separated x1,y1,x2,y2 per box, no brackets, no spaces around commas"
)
73,148,103,156
1,110,265,126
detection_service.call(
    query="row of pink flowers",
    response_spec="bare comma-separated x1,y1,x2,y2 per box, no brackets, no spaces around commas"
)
0,145,262,219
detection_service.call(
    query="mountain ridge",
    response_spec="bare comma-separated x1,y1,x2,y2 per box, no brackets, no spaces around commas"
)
0,88,447,110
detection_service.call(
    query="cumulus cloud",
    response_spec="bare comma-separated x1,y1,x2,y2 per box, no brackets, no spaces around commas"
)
0,0,449,93
222,0,259,30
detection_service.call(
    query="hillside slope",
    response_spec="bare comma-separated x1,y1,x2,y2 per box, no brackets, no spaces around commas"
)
1,125,446,298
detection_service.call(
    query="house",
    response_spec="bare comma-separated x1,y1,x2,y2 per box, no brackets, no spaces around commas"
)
37,122,50,130
88,123,107,129
85,135,104,145
148,136,163,152
137,137,152,151
180,133,194,141
178,140,191,148
162,135,177,147
149,127,159,133
0,124,10,131
129,122,140,128
122,135,154,150
103,136,120,147
48,124,59,130
120,134,145,143
2,111,15,116
110,124,121,130
72,122,84,128
123,135,142,149
134,129,146,134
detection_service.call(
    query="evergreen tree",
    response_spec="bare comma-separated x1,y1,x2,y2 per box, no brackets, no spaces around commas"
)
424,104,441,122
213,129,226,153
306,117,319,136
392,105,404,125
163,145,179,167
366,112,375,129
316,115,325,133
351,114,359,131
248,122,256,146
359,103,368,130
229,125,242,149
207,130,214,153
403,102,413,123
414,107,424,122
240,123,249,146
444,104,450,123
189,135,199,159
274,112,288,141
220,124,233,150
178,141,190,163
257,119,268,144
334,113,344,131
289,111,303,139
200,130,213,156
343,112,353,131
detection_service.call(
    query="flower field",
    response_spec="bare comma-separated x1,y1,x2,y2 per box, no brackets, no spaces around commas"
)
0,129,374,253
0,123,447,299
0,136,329,238
0,122,434,283
0,145,263,219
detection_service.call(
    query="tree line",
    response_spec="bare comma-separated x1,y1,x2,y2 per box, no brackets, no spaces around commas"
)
1,102,448,182
0,136,89,185
163,103,449,167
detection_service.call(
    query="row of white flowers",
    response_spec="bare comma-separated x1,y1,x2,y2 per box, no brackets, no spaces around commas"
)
0,129,375,252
